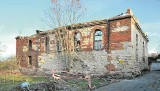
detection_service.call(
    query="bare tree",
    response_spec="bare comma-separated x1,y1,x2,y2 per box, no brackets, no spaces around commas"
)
46,0,86,28
44,0,86,70
0,42,6,55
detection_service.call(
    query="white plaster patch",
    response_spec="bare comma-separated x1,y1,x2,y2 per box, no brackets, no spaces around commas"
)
32,45,37,50
23,46,28,52
79,27,91,36
112,26,129,32
38,56,45,67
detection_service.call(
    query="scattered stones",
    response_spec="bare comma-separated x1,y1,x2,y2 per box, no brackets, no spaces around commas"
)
9,82,67,91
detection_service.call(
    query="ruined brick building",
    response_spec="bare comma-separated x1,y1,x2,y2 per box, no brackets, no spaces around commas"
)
16,9,149,76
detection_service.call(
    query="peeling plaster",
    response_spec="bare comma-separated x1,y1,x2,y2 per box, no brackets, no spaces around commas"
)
112,26,129,32
22,46,28,52
32,45,37,50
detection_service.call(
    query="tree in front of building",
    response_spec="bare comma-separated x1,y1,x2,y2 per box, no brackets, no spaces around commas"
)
44,0,86,70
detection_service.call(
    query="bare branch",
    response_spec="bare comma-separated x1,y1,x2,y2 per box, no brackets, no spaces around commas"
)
43,0,87,70
0,42,6,55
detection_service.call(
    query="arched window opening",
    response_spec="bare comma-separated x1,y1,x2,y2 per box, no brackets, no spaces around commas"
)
74,32,81,51
94,29,102,50
29,40,32,51
45,37,49,52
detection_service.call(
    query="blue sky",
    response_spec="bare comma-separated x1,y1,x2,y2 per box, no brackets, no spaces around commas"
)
0,0,160,58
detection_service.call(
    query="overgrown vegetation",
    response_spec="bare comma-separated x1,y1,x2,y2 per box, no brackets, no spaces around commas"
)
0,56,105,90
0,73,110,90
0,74,50,90
63,77,108,90
0,56,50,90
0,56,18,71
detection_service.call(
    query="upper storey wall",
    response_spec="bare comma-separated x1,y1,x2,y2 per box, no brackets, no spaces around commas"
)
109,17,131,52
68,24,108,51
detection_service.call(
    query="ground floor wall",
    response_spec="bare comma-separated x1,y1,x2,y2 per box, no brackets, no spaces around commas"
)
108,41,148,76
36,49,148,76
38,53,67,71
37,50,108,75
17,39,148,77
69,50,108,75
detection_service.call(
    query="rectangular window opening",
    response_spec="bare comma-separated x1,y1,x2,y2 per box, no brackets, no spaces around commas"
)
29,40,32,51
136,34,138,61
45,37,49,52
28,56,32,65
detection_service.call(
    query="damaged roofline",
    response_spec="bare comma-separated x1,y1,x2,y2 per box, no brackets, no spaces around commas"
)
15,36,28,39
52,15,132,31
15,8,148,42
131,16,149,42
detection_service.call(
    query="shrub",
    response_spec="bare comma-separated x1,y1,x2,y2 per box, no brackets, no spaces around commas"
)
0,56,18,71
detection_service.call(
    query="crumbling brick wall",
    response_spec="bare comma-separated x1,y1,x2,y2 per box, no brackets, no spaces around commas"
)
16,36,38,68
68,24,108,51
106,17,133,73
16,9,149,76
16,36,29,68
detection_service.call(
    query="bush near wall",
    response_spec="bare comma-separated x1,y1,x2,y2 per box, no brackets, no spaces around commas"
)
0,56,18,71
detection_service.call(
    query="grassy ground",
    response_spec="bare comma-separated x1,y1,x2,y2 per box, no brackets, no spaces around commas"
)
0,73,110,90
0,74,50,90
64,77,109,90
0,56,110,90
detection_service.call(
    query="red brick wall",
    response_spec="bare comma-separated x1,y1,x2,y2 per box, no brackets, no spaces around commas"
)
16,34,50,68
16,18,132,69
16,37,29,68
109,18,131,52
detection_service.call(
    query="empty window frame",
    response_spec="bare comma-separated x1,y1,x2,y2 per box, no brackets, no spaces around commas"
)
28,56,32,65
94,29,102,50
136,34,138,61
45,37,49,52
74,32,81,49
57,41,61,52
29,40,32,51
143,42,145,60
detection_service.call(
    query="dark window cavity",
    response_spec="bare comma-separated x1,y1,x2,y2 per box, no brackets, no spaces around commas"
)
28,56,32,65
57,41,61,52
136,34,138,61
143,42,145,61
29,40,32,51
94,29,102,50
45,37,49,52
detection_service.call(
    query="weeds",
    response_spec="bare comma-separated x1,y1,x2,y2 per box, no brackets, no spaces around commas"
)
0,74,50,90
64,77,106,90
